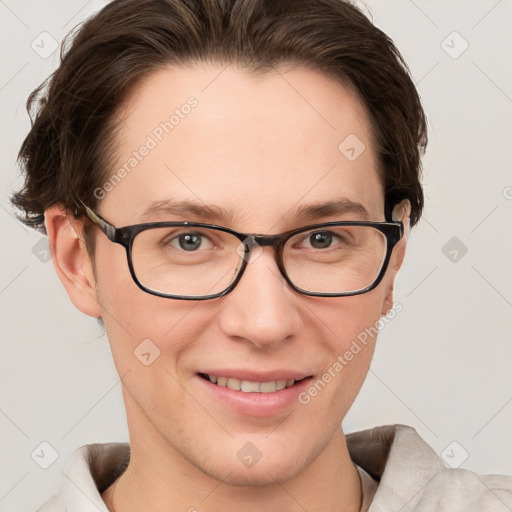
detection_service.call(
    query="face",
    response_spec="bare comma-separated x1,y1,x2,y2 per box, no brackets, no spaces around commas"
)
59,63,405,485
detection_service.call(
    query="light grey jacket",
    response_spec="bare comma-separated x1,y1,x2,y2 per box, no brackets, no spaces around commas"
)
38,425,512,511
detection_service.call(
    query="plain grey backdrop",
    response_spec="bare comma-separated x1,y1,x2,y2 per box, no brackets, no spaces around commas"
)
1,0,511,510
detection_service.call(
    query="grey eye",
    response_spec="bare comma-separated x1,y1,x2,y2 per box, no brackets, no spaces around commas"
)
177,233,203,251
308,231,333,249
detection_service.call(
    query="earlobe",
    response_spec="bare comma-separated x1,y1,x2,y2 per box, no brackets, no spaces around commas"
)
391,237,407,271
380,282,394,316
44,204,102,318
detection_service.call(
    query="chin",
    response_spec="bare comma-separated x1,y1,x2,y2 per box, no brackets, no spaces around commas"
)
184,433,324,489
202,457,306,488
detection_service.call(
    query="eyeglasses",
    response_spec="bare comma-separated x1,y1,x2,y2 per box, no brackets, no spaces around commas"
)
82,205,403,300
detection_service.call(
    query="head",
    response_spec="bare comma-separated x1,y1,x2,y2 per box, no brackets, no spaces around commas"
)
13,0,426,487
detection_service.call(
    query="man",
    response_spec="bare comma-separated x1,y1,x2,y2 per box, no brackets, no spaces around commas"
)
12,0,511,510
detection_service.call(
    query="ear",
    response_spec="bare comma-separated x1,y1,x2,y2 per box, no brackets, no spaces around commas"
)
380,199,411,316
44,204,102,318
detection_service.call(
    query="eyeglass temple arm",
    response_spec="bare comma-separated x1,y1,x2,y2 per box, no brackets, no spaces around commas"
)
78,201,117,242
391,199,411,242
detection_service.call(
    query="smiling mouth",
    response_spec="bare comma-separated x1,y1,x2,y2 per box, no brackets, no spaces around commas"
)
198,373,311,393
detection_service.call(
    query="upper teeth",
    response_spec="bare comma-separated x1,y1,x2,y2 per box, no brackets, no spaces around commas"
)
207,375,296,393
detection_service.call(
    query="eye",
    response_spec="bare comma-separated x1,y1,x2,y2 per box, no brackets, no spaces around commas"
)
307,231,335,249
163,231,214,251
304,230,351,250
293,227,355,251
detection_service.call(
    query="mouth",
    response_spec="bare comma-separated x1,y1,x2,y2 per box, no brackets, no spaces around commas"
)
198,372,312,393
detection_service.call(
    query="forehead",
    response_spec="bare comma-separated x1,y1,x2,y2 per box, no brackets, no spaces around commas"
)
103,63,384,229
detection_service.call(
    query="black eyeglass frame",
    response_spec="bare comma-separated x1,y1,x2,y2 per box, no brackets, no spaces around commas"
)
82,205,404,301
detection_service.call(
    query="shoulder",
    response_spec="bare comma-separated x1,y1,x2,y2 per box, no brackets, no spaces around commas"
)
37,442,130,512
418,467,512,511
347,424,512,511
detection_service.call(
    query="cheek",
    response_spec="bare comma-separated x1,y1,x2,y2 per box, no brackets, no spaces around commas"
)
100,292,209,369
92,240,210,374
336,291,386,373
98,289,215,435
316,286,387,350
299,290,386,417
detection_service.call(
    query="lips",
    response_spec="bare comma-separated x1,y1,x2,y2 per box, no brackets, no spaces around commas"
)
198,373,307,393
196,370,314,416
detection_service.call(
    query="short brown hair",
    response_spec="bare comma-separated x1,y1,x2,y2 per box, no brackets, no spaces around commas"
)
12,0,427,233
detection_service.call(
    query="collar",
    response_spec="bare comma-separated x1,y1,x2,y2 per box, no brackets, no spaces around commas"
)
42,424,444,511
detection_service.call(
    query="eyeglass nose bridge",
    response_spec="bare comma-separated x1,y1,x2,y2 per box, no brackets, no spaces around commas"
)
239,233,286,259
230,233,293,299
243,232,285,246
237,234,289,285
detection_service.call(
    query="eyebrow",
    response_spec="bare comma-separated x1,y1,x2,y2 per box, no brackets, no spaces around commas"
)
139,200,234,224
295,199,370,222
138,198,370,224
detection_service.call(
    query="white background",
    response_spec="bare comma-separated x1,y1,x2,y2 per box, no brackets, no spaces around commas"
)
1,1,511,510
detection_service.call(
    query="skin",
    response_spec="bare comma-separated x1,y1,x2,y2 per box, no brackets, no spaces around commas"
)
45,63,408,512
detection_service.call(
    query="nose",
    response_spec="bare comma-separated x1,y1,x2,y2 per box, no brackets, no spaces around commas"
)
216,246,304,349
